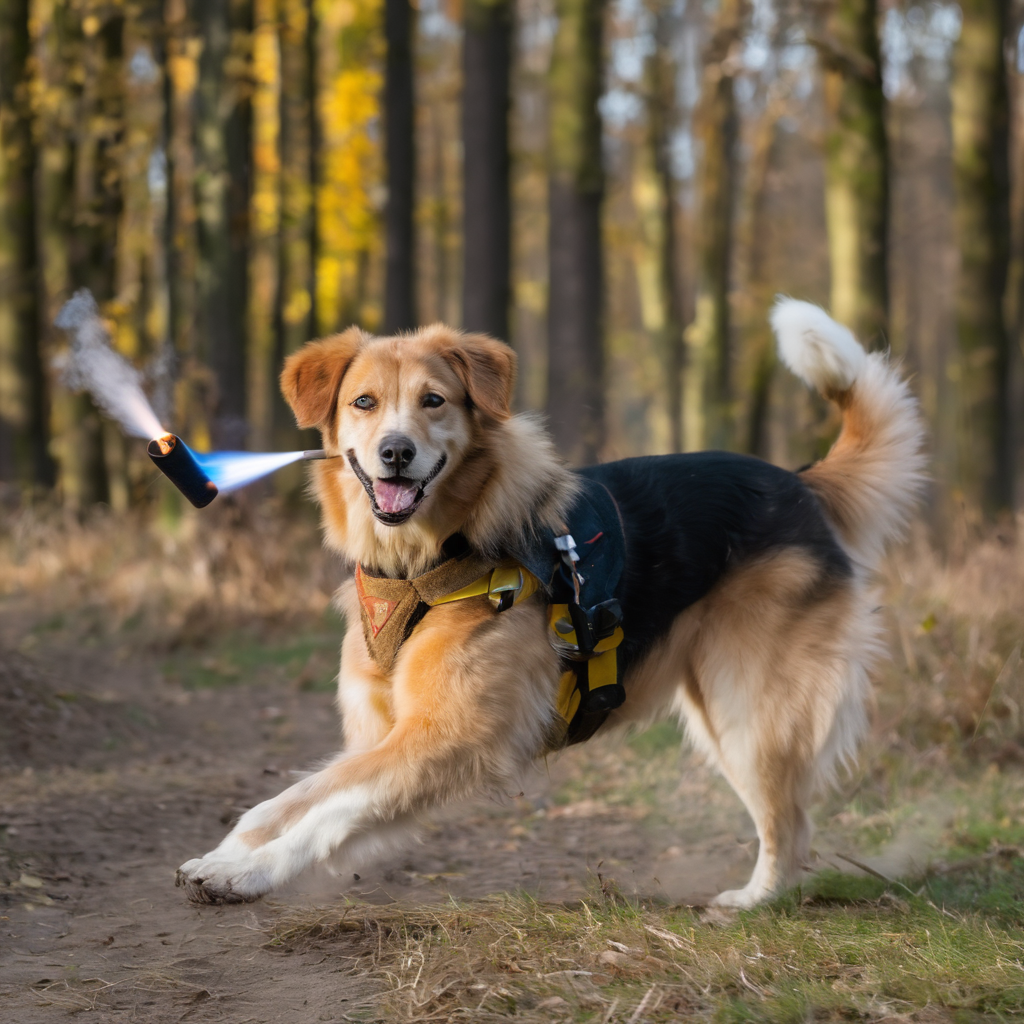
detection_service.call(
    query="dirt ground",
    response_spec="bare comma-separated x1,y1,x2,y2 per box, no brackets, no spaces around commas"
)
0,608,773,1023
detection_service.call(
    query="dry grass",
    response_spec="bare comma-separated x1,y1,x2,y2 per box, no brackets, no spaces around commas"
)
3,505,1021,718
267,874,1024,1022
875,520,1024,758
0,497,345,647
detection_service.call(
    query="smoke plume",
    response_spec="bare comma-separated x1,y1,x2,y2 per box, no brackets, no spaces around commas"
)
54,289,166,441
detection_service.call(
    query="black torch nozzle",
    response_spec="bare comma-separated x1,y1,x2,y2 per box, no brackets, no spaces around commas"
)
147,434,218,508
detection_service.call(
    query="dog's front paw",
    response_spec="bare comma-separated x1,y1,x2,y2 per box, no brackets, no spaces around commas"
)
175,855,267,906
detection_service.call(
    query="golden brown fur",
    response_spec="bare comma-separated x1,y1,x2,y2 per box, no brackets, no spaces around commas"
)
176,305,924,908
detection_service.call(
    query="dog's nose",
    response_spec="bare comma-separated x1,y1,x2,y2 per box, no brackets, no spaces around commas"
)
378,434,416,472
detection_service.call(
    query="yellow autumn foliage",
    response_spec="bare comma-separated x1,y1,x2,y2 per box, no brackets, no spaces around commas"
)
316,0,384,332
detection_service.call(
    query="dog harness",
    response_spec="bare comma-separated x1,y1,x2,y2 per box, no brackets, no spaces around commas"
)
354,478,627,748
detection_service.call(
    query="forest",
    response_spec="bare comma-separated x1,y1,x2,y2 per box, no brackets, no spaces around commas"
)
5,4,1024,1020
1,0,1021,519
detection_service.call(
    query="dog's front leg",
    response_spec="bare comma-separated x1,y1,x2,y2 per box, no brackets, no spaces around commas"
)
175,723,528,904
176,598,557,904
175,765,378,903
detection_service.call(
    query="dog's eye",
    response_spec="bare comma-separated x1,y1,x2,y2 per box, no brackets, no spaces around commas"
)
422,393,445,409
352,395,377,411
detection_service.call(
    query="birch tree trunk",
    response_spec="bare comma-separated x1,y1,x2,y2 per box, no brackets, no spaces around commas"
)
546,0,604,465
384,0,415,332
0,0,51,487
462,0,512,342
820,0,889,348
950,0,1012,514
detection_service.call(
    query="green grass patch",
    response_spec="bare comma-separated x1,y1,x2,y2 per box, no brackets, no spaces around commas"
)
627,720,684,757
269,861,1024,1022
161,609,344,691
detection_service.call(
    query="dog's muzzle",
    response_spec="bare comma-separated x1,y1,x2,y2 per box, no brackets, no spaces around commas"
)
346,450,448,525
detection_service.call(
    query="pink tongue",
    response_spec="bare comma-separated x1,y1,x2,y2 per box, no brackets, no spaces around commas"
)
374,479,419,514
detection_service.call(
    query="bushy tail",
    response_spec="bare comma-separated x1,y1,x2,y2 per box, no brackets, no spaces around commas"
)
770,299,926,568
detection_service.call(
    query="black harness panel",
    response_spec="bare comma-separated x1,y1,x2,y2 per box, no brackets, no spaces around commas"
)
577,451,851,679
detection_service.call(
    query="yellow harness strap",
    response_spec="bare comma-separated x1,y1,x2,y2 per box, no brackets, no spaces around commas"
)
431,564,540,609
547,603,624,731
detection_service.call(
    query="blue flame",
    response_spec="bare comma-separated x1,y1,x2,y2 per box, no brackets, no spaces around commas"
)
192,450,308,493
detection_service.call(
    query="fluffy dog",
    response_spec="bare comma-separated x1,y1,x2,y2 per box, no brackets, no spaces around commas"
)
175,299,924,908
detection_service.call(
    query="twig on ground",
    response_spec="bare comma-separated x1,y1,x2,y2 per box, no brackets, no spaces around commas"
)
627,983,659,1022
833,851,919,899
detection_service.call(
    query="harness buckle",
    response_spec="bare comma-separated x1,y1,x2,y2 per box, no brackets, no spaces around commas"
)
567,598,623,656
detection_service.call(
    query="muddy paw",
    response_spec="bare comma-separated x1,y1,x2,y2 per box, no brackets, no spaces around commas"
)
175,858,262,906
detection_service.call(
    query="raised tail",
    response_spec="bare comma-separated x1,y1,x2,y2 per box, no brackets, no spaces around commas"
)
770,299,926,568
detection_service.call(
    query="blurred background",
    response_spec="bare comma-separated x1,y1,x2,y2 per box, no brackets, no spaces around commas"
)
0,0,1022,522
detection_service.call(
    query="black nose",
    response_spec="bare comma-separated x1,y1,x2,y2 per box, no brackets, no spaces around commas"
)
378,434,416,472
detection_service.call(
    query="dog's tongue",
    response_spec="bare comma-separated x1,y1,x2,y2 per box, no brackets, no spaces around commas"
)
374,479,419,514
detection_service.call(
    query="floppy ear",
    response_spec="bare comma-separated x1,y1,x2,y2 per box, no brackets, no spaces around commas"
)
440,333,517,422
280,328,366,429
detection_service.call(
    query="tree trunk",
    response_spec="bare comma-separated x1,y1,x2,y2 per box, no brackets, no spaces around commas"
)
546,0,604,466
462,0,511,342
247,0,279,452
740,94,785,458
314,0,383,335
33,0,110,508
76,12,126,506
0,0,51,488
196,0,251,449
645,4,684,453
383,0,415,332
274,0,316,446
116,14,164,367
950,0,1012,515
1013,42,1024,511
165,0,202,441
691,0,742,451
820,0,889,347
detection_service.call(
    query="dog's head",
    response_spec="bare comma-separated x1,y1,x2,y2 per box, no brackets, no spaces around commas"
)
281,325,516,538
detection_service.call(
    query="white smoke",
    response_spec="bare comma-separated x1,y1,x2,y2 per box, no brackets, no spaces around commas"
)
54,289,166,441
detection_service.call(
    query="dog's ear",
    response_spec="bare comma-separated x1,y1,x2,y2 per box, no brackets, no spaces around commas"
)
280,328,366,429
440,333,517,422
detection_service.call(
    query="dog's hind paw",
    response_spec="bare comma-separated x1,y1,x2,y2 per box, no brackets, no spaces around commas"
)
175,857,264,906
710,885,768,909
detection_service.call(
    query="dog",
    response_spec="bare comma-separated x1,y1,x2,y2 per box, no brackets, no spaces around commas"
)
175,299,924,908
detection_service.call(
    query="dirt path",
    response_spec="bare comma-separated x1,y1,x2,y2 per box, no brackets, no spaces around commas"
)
0,631,765,1023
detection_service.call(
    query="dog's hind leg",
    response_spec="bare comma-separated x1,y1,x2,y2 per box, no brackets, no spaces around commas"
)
702,716,816,907
675,551,866,907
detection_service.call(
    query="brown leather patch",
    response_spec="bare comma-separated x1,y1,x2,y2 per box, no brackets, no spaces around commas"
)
355,552,495,672
356,569,398,637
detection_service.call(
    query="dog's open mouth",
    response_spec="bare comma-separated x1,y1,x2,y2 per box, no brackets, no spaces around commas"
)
346,450,447,525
